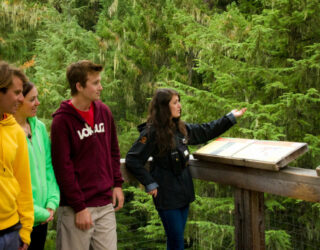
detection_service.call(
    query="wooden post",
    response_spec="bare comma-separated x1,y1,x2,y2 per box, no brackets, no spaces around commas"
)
234,188,265,250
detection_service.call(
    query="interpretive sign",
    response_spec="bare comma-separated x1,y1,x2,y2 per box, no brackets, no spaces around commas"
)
193,138,308,171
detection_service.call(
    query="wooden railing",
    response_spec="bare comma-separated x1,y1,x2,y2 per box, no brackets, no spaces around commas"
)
120,158,320,250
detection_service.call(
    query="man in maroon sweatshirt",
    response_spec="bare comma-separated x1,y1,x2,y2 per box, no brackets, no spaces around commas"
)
51,60,124,250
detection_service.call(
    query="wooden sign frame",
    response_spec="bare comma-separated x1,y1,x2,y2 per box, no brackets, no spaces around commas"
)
193,138,308,171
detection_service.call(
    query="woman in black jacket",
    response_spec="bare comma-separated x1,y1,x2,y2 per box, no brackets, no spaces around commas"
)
126,88,246,250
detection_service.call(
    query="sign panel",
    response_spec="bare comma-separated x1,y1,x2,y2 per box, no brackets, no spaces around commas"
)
193,138,308,171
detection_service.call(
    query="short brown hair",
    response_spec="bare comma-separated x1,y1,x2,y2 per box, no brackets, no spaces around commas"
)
66,60,103,96
0,61,28,93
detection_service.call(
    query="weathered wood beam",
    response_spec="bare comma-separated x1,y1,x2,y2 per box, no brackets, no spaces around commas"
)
121,158,320,202
188,159,320,203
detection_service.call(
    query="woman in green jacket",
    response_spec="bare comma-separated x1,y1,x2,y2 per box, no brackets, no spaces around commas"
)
14,81,60,250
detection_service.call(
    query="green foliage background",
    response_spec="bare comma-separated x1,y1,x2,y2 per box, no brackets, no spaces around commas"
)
1,0,320,249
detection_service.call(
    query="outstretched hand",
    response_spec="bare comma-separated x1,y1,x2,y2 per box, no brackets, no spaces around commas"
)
231,108,247,118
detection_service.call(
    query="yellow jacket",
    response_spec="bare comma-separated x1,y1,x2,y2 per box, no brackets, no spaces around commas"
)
0,114,34,245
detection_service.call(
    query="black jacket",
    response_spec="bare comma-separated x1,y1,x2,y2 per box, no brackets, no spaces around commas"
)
125,113,236,210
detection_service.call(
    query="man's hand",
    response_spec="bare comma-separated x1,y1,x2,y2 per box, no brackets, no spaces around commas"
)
19,243,28,250
148,189,158,198
112,187,124,212
231,108,247,118
75,208,93,230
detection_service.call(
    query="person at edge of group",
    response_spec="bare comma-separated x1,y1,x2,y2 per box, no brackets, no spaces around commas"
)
125,88,247,250
0,61,34,250
51,60,124,250
14,81,60,250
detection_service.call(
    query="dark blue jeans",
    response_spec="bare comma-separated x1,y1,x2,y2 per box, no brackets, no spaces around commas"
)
0,230,20,250
158,205,189,250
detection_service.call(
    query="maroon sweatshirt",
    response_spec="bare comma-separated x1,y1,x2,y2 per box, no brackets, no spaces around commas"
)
51,100,123,212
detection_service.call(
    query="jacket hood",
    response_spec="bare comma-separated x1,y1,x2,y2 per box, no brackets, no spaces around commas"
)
0,114,17,169
52,100,80,119
0,114,17,127
137,122,157,136
27,116,45,133
137,122,147,133
52,100,105,120
27,116,37,132
27,116,44,154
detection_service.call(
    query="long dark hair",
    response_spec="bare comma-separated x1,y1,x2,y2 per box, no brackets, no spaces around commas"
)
147,88,187,155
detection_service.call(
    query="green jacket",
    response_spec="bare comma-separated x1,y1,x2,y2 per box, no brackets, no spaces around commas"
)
27,117,60,226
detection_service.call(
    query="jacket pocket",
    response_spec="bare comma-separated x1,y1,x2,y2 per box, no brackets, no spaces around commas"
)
0,175,19,215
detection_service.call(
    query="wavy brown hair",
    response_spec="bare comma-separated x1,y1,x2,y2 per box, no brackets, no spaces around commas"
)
0,61,28,93
147,88,187,155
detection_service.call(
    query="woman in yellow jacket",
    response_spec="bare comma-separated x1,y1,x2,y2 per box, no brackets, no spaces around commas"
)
14,81,60,250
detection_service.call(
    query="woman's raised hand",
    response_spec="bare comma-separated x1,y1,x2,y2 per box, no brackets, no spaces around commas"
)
231,108,247,118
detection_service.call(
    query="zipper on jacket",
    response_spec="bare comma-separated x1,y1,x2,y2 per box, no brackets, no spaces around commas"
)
28,130,44,208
